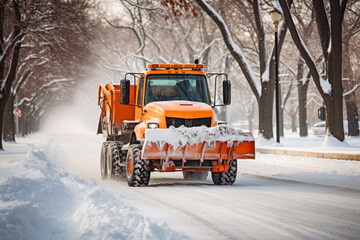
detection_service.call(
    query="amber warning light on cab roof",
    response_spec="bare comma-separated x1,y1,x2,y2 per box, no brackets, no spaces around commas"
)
146,64,205,70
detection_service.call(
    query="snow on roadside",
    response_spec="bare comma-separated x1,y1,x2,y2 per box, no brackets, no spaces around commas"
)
238,153,360,191
0,135,184,240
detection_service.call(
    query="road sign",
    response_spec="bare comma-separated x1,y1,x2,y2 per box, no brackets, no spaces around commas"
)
13,108,21,117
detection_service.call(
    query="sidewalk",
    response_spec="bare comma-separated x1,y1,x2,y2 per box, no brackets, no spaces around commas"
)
255,133,360,161
257,148,360,161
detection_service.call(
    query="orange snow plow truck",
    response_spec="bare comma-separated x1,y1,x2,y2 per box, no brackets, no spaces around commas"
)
97,63,255,186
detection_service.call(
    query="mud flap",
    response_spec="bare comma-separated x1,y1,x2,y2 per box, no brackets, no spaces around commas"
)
97,116,102,134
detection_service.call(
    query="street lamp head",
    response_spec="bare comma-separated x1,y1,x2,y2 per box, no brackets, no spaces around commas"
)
269,8,282,32
269,9,282,23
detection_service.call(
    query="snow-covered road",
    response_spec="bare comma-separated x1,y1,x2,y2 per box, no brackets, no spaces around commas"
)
48,130,360,239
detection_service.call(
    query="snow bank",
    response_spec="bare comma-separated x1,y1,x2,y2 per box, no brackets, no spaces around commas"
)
239,153,360,190
256,134,275,146
145,125,253,149
0,137,183,240
256,131,360,154
321,135,351,148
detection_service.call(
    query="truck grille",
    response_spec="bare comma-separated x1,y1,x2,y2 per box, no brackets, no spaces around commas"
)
166,117,211,128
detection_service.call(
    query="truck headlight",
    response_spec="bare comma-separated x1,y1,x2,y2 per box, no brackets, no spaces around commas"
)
148,123,159,129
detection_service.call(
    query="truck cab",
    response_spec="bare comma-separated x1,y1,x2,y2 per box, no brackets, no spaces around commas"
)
120,64,230,143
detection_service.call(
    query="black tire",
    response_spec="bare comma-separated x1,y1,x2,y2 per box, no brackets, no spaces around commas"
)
211,159,237,185
126,144,151,187
183,171,208,180
115,143,127,178
100,142,110,180
106,142,126,179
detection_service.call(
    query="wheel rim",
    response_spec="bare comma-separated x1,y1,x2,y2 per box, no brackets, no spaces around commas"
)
107,149,112,176
127,156,133,177
101,159,106,176
101,147,106,178
101,160,106,177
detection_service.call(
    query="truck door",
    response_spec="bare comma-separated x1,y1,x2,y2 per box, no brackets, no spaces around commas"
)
135,76,144,121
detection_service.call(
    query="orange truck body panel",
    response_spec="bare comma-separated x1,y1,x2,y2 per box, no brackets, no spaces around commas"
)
142,141,255,172
98,83,136,129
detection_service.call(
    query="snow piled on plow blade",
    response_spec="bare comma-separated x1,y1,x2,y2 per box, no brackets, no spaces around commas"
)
145,125,254,149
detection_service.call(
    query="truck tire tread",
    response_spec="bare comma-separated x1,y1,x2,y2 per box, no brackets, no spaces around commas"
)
126,144,150,187
211,160,237,185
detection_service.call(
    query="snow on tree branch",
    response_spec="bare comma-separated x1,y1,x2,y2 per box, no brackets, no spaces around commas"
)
0,31,24,66
343,83,360,97
128,54,152,64
279,0,331,96
195,0,261,97
122,0,167,11
17,78,73,107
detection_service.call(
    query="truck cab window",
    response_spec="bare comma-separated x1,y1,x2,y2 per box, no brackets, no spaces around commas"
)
144,74,210,105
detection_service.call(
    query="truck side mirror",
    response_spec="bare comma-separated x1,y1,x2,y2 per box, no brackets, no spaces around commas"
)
120,79,130,104
223,80,231,105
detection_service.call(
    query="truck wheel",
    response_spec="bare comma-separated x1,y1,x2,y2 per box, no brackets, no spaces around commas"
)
106,142,126,179
183,171,208,180
126,144,151,187
115,143,127,178
100,142,110,180
211,159,237,185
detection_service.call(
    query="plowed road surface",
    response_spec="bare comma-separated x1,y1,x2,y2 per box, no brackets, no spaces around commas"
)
52,132,360,239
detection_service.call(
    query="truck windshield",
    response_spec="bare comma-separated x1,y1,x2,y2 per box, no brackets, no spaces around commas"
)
144,74,210,105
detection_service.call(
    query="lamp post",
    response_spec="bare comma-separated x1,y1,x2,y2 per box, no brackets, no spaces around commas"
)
269,9,282,143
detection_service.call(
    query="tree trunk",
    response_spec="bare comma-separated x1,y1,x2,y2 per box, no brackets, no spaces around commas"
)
345,94,359,136
0,0,22,149
326,1,344,141
19,112,26,136
280,0,344,141
0,42,21,149
3,94,15,142
290,113,297,133
343,41,359,136
298,82,309,136
297,59,309,137
258,71,275,139
0,1,5,149
248,103,254,132
0,103,4,149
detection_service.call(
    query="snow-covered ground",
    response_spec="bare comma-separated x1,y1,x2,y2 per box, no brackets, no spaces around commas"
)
256,131,360,154
245,132,360,190
0,135,183,240
1,129,360,239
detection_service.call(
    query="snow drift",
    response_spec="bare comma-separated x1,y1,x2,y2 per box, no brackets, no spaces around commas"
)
0,138,184,240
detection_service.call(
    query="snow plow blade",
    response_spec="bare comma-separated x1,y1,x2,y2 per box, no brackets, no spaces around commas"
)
142,125,255,172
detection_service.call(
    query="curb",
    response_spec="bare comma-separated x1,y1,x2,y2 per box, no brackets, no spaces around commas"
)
256,148,360,161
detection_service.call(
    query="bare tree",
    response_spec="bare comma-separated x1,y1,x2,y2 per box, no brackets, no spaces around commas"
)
279,0,348,141
342,1,360,136
1,0,95,147
0,0,23,149
192,0,294,140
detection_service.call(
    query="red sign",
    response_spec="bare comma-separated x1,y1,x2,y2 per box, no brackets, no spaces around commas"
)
13,108,21,117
